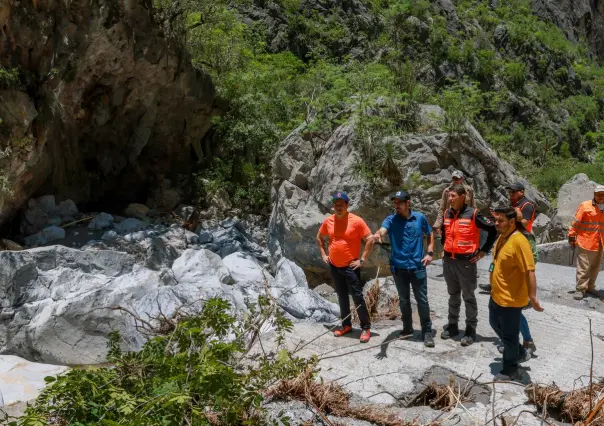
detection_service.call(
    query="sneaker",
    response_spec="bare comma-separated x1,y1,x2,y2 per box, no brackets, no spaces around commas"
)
460,326,476,347
497,345,504,354
399,328,414,339
479,284,492,292
440,323,459,340
360,329,371,343
333,325,352,337
574,291,585,300
523,340,536,354
519,349,532,363
423,332,435,348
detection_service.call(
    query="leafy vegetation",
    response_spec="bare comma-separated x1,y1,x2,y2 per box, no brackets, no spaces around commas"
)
0,67,19,89
9,297,314,425
150,0,604,209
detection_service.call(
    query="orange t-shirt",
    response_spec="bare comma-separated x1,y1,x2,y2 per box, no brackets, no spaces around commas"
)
319,213,371,268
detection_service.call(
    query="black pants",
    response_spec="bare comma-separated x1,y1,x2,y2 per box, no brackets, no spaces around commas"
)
330,264,370,329
489,298,527,375
393,267,432,334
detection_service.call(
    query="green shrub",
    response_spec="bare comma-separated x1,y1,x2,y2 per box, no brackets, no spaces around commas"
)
12,297,312,425
436,83,481,135
502,61,526,92
0,67,18,89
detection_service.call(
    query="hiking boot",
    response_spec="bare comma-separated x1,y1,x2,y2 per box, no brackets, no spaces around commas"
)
574,291,585,300
494,369,523,382
360,329,371,343
460,326,476,346
497,345,504,354
479,283,492,292
399,328,414,339
587,289,601,298
523,340,536,355
440,323,459,340
423,332,435,348
333,325,352,337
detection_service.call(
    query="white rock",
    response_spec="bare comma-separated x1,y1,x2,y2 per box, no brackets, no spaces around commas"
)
0,355,68,406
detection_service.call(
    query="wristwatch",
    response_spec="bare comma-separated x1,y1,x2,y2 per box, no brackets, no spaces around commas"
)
427,251,434,256
360,259,365,265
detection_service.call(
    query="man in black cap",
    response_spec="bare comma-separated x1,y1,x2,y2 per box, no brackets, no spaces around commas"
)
506,182,536,233
373,190,436,347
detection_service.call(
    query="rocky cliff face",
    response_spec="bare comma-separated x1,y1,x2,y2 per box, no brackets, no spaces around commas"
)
268,106,550,282
532,0,604,59
0,0,217,226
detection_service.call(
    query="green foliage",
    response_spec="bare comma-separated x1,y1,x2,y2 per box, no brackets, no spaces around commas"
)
0,67,19,89
502,61,526,92
13,297,312,425
156,0,604,211
510,153,604,202
436,84,481,135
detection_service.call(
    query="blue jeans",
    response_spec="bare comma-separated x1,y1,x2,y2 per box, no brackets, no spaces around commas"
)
520,313,532,341
392,267,432,334
489,298,528,375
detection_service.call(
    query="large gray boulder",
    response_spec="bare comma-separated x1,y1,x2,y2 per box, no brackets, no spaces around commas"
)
269,106,550,279
543,173,600,242
0,240,336,364
271,259,340,322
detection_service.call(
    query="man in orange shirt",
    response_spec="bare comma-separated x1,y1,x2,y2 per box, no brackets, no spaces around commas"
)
569,185,604,300
316,191,375,343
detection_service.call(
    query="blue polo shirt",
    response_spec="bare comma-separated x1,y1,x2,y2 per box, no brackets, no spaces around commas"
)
381,211,432,270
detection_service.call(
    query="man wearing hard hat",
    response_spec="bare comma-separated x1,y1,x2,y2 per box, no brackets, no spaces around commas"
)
568,185,604,300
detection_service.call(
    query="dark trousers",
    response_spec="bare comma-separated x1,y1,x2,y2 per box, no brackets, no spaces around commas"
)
330,264,370,329
489,298,527,375
393,267,432,334
443,256,478,328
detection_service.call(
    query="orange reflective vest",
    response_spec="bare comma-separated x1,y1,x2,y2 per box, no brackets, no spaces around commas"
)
444,207,481,256
518,200,535,232
568,200,604,251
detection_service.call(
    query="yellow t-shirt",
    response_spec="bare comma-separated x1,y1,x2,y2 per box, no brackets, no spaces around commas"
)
490,231,535,307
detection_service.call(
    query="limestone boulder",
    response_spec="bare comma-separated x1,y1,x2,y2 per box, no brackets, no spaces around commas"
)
0,237,336,364
268,106,550,278
543,173,600,242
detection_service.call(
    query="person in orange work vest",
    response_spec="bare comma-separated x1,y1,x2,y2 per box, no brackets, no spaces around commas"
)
569,185,604,300
507,182,536,232
440,185,497,346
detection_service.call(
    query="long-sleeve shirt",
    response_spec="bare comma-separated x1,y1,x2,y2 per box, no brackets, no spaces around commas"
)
433,183,476,229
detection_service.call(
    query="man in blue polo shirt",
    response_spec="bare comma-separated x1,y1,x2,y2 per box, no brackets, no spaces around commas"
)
373,190,435,347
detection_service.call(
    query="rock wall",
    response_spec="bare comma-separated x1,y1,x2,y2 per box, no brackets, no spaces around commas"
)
532,0,604,59
268,106,550,282
0,0,218,226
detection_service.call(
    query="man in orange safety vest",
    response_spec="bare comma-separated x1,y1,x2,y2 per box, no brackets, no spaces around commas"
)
569,185,604,300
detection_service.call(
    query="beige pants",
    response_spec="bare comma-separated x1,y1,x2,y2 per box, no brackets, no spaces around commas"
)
576,245,604,292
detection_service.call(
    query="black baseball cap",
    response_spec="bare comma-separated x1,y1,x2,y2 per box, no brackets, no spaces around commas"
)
505,182,525,191
391,190,410,201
